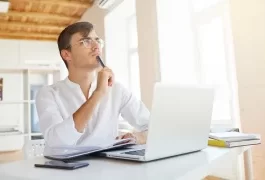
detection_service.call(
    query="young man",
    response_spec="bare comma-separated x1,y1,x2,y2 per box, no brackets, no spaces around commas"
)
36,22,150,151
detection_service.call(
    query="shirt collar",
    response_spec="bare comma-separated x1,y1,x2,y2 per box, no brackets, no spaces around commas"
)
64,75,97,95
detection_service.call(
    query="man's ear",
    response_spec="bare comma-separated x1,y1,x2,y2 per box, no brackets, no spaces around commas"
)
61,49,72,63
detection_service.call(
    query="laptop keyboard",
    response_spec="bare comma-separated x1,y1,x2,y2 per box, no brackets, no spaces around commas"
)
123,149,145,156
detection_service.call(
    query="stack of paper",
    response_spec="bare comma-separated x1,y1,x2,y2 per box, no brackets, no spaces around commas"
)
45,138,136,160
208,132,261,148
0,126,22,136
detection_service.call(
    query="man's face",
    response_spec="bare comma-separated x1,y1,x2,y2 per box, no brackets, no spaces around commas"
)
63,30,103,71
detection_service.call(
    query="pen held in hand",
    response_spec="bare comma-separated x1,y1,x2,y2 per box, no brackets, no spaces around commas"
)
96,56,105,68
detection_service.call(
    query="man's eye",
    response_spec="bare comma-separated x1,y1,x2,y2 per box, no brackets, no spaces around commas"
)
84,39,92,44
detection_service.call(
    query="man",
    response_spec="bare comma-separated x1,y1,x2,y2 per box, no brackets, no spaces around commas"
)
36,21,150,152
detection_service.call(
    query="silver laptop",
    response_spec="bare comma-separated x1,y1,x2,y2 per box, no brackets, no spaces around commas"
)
99,83,214,162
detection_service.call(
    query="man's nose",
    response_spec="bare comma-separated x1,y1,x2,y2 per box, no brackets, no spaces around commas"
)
91,40,100,50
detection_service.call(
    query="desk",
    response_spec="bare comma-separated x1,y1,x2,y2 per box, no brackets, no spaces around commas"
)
0,146,253,180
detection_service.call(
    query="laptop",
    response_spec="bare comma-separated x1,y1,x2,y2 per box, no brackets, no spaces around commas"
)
99,83,214,162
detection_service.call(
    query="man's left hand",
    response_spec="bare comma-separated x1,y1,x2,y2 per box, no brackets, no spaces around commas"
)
116,131,147,144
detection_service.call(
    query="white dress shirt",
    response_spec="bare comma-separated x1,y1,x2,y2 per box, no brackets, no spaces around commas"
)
36,77,150,155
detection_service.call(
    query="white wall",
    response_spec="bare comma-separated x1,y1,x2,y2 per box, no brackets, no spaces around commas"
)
229,0,265,179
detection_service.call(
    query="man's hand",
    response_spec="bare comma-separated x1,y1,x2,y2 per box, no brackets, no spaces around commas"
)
116,131,148,144
73,67,114,132
95,67,114,95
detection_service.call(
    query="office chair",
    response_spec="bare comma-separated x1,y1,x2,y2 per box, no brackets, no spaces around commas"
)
23,139,45,159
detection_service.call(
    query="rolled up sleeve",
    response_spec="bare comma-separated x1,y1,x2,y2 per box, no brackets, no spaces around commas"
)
118,84,150,132
36,87,83,147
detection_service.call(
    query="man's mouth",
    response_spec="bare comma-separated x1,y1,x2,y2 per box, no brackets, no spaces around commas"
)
91,52,100,57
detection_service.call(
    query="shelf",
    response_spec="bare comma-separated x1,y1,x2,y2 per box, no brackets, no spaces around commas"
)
0,133,42,136
3,133,44,137
0,66,60,73
0,132,23,136
0,100,35,104
0,63,61,149
31,133,43,136
0,135,24,152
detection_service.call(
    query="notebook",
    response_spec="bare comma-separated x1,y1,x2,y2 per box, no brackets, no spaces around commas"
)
44,138,136,161
209,132,260,142
208,132,261,148
208,138,261,148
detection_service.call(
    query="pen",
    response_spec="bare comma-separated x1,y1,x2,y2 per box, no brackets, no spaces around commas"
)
96,56,105,68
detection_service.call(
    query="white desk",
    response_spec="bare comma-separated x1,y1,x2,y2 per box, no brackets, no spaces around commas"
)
0,146,253,180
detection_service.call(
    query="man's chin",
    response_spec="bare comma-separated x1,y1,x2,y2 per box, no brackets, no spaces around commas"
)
90,63,102,71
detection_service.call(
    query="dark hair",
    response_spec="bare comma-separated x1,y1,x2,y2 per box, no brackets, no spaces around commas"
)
57,21,94,68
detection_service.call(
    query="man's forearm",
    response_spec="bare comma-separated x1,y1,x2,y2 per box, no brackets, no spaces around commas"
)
73,91,103,132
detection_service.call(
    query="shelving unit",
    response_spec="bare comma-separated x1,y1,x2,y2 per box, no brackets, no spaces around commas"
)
0,100,35,104
0,66,60,72
0,65,61,151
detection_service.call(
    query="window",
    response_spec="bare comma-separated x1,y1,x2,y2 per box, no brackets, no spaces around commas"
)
156,0,197,84
30,85,42,133
105,0,140,99
197,16,231,121
30,73,54,135
105,0,140,131
127,15,141,100
156,0,238,126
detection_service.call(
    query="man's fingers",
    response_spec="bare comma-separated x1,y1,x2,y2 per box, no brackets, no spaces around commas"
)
103,68,114,75
108,76,113,86
102,68,114,86
116,133,136,144
121,133,134,139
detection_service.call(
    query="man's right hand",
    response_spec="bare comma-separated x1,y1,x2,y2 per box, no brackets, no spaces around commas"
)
95,67,114,95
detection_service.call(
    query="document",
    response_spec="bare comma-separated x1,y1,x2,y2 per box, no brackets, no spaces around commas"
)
45,138,136,160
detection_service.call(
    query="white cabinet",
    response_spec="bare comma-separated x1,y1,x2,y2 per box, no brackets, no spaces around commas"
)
0,39,62,66
0,40,20,66
19,40,62,65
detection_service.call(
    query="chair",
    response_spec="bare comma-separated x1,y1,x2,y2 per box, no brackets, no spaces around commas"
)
23,139,45,159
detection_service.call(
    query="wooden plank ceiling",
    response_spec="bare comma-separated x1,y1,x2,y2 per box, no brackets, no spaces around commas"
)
0,0,94,41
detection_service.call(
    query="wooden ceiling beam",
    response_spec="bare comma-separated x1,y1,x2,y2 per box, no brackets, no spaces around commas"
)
0,21,65,32
0,36,57,41
2,10,80,22
10,0,93,9
0,31,58,40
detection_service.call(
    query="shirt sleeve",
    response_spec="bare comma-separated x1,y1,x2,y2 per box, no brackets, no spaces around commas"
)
35,86,83,147
118,83,150,132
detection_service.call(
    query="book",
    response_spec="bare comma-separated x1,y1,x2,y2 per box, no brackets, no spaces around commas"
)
45,138,136,161
208,138,261,148
209,132,260,142
208,132,261,148
210,127,239,133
